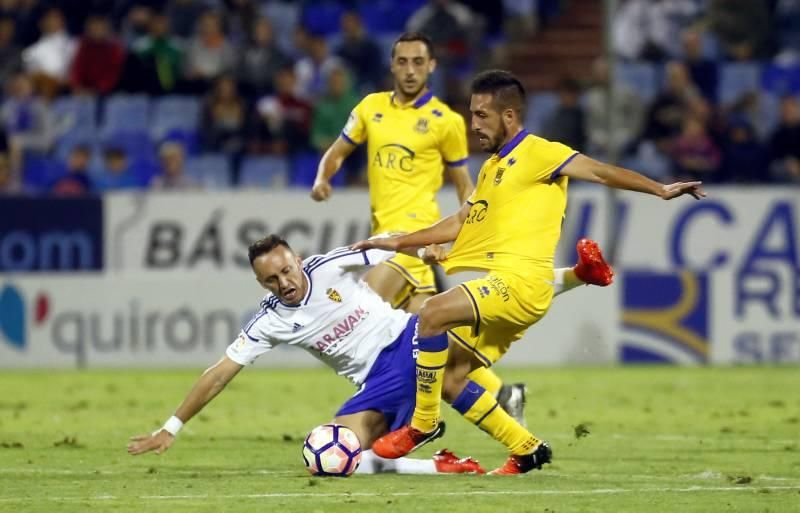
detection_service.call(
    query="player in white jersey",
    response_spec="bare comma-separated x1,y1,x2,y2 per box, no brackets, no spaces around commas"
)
127,234,484,474
127,234,605,473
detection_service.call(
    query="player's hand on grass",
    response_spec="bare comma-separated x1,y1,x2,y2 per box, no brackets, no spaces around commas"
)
310,179,332,201
127,430,175,456
660,181,707,200
418,244,447,264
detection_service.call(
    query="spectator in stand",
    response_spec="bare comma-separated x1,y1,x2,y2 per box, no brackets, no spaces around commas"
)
249,66,313,155
1,0,39,47
151,142,198,190
775,0,800,60
95,145,142,191
612,0,704,60
670,113,721,181
294,35,346,101
168,0,212,40
643,61,700,153
406,0,476,81
200,75,246,156
584,57,645,159
708,0,770,60
681,29,717,104
133,10,184,95
0,16,22,87
120,4,154,47
310,66,361,183
70,14,126,96
720,117,768,183
21,7,76,98
50,144,93,196
0,73,53,174
222,0,259,45
237,16,290,98
184,10,236,92
542,77,586,153
769,96,800,183
336,11,384,93
0,152,18,195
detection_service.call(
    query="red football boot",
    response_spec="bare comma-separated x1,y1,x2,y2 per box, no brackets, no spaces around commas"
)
433,449,486,474
573,238,614,286
371,422,446,459
489,442,553,475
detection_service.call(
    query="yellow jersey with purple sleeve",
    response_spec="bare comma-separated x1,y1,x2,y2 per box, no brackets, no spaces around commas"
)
441,130,578,365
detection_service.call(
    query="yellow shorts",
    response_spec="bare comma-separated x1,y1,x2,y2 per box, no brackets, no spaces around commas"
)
382,253,437,309
448,270,554,366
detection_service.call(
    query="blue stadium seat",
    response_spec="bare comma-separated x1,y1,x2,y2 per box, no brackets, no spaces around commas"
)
376,32,401,62
466,154,485,183
151,96,201,141
718,62,762,104
525,92,559,135
185,154,232,189
614,61,659,102
288,152,342,188
754,92,781,140
762,63,800,96
239,155,289,188
101,94,151,137
301,3,345,36
359,3,412,34
22,154,62,192
52,96,98,139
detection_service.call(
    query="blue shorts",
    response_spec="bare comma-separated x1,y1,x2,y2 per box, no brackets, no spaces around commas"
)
335,315,418,431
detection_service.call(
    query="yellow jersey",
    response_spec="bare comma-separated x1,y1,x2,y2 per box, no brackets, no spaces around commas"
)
442,130,578,276
341,91,468,235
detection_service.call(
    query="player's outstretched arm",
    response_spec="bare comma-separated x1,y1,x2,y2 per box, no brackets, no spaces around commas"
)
560,154,707,200
127,356,243,456
311,137,357,201
351,202,472,252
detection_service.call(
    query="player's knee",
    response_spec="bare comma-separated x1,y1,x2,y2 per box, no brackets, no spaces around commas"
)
417,297,445,337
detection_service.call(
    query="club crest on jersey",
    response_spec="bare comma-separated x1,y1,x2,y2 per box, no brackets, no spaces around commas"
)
372,112,383,122
494,168,505,185
414,117,429,134
326,288,342,302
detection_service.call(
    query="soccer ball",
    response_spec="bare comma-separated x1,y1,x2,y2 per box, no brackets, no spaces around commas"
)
302,424,362,477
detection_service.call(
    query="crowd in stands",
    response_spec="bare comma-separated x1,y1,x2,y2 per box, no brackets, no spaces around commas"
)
0,0,798,197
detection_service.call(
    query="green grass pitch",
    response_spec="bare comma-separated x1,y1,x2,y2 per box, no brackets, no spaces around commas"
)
1,367,798,513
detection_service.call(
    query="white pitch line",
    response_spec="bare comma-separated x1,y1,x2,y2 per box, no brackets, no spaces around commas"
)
1,485,799,502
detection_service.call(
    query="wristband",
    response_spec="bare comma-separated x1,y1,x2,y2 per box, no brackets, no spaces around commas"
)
417,248,426,259
161,415,183,436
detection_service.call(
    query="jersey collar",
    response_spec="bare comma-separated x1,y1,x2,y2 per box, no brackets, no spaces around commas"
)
497,129,530,159
391,89,434,109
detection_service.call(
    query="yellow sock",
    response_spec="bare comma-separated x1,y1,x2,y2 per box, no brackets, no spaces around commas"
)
467,366,502,397
410,333,449,433
452,380,540,455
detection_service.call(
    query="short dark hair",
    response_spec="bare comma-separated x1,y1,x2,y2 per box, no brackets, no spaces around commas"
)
471,69,526,116
248,234,291,266
391,32,434,60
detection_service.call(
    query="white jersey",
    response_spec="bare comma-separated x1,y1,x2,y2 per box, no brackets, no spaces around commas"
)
226,246,413,384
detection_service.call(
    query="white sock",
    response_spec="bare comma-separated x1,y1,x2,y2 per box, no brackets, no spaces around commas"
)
553,267,585,296
355,449,437,474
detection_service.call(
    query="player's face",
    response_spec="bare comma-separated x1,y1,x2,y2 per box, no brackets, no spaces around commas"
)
470,93,507,153
391,41,435,100
252,246,307,305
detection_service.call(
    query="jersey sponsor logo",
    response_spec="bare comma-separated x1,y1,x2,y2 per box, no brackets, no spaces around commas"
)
414,118,429,134
326,288,342,302
494,168,505,185
373,144,415,172
486,275,510,302
292,322,303,332
465,200,488,225
343,112,357,134
312,306,369,353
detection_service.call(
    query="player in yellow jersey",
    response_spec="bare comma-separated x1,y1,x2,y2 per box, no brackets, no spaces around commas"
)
312,33,534,425
354,70,706,474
